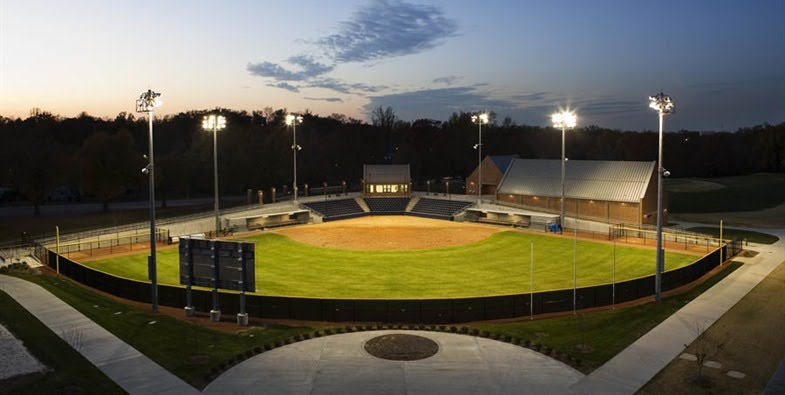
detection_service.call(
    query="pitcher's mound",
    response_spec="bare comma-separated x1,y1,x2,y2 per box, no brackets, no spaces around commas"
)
274,216,501,250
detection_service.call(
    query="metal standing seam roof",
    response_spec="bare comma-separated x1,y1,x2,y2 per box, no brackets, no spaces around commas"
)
363,164,411,183
489,155,519,173
497,159,655,203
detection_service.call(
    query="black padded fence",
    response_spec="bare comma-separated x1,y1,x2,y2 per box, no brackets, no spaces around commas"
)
46,242,737,324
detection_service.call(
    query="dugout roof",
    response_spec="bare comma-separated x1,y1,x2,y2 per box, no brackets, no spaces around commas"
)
497,159,655,203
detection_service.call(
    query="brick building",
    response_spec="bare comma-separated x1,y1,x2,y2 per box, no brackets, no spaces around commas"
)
492,159,663,225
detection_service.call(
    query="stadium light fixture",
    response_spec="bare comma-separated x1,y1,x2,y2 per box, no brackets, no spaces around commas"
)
471,112,489,205
136,89,161,313
286,114,304,203
203,114,226,238
649,92,674,303
551,109,577,232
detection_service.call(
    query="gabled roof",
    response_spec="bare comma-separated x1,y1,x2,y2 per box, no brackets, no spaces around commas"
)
497,159,655,203
363,164,411,183
489,155,519,173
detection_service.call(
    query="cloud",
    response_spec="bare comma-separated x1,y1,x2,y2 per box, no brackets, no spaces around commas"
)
432,75,460,85
265,81,301,93
308,78,388,95
304,97,344,103
317,0,458,63
247,0,457,96
247,55,334,81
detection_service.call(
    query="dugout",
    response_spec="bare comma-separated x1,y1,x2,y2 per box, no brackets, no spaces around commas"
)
363,164,411,197
225,209,310,231
464,204,559,230
493,159,662,226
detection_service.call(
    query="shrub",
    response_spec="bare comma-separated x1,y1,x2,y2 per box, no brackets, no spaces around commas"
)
450,326,458,333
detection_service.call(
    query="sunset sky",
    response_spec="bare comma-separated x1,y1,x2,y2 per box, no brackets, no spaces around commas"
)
1,0,783,130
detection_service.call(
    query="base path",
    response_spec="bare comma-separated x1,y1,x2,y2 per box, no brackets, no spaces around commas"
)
204,330,584,395
0,275,199,395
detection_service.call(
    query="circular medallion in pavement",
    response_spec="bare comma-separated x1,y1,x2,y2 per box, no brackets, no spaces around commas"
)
364,334,439,361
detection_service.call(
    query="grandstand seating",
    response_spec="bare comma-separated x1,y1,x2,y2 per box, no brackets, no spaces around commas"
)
408,198,474,219
302,199,365,221
364,197,410,214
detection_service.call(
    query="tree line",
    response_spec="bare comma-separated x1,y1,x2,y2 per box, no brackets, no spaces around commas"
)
0,107,782,215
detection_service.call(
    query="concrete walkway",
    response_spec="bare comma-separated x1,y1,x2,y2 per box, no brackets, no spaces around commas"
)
0,274,199,395
204,330,585,395
572,231,785,394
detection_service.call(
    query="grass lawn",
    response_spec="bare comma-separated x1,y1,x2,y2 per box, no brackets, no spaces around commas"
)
83,231,697,299
6,269,318,390
3,259,740,391
667,173,785,213
0,291,124,395
687,226,779,245
470,261,742,371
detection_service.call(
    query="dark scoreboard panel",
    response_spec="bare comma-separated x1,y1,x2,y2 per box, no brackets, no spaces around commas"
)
179,238,255,292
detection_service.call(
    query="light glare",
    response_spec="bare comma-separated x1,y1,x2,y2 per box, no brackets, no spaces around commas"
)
202,114,226,131
551,110,577,129
649,92,675,114
285,114,303,126
471,112,489,125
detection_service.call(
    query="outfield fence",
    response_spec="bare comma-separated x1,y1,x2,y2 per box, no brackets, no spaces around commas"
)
44,238,742,324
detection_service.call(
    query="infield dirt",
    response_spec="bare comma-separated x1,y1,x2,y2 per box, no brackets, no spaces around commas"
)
273,216,502,250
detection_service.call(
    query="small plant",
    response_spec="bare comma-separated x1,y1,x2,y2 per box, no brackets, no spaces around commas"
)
481,331,490,338
689,322,725,387
450,326,458,333
418,324,426,330
302,333,311,340
460,327,469,334
471,328,480,336
244,350,253,357
275,340,284,347
264,344,273,351
253,346,262,354
325,328,333,335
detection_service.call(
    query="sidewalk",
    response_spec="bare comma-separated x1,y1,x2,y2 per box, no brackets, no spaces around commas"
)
0,275,199,395
571,232,784,394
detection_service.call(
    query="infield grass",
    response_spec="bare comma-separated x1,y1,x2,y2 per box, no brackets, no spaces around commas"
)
83,231,697,299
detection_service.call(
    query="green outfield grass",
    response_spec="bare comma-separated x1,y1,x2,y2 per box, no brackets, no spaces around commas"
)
82,231,698,299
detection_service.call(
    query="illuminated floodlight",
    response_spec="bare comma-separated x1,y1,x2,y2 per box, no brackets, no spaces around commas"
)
202,114,227,131
285,113,303,126
471,112,489,125
649,92,675,114
286,114,304,202
551,110,577,129
649,91,674,303
471,112,489,204
135,89,162,113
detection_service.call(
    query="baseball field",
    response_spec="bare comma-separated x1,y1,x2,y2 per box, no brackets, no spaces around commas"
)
81,217,698,299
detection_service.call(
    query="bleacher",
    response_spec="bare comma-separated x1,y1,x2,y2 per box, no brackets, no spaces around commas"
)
408,198,474,219
364,197,411,215
302,199,365,221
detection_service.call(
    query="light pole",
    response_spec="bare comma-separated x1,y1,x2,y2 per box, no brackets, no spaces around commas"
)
286,114,303,203
471,112,489,204
203,114,226,237
649,92,674,302
551,110,577,231
136,89,161,313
